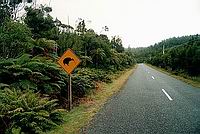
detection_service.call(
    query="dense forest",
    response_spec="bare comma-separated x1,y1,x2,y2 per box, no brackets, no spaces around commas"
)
0,1,136,133
132,35,200,76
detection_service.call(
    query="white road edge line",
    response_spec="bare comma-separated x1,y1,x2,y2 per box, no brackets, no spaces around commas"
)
151,76,155,79
162,89,173,101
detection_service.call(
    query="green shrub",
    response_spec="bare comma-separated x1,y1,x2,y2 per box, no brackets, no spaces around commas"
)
71,68,112,98
0,88,63,134
0,21,32,58
72,73,95,98
31,38,58,57
0,54,68,95
74,68,112,82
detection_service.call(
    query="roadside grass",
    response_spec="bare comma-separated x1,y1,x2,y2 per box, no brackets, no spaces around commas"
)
47,65,137,134
146,64,200,88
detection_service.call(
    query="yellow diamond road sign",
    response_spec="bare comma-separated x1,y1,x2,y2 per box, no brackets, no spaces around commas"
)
58,49,81,74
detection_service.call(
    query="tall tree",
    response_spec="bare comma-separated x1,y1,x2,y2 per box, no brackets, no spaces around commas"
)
0,20,32,58
0,4,11,25
75,19,86,35
24,6,55,39
111,36,124,53
0,0,33,20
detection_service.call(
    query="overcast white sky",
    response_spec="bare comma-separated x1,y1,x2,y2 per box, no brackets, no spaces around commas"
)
39,0,200,48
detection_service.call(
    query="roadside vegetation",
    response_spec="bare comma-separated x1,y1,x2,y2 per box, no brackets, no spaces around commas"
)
48,66,136,134
146,64,200,88
132,35,200,86
0,1,136,134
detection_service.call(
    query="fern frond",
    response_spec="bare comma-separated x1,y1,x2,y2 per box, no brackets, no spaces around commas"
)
7,108,24,114
0,60,14,68
50,83,61,90
0,83,9,89
15,54,31,65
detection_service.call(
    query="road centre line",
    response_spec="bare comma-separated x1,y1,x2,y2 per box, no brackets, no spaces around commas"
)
162,89,173,101
151,76,155,79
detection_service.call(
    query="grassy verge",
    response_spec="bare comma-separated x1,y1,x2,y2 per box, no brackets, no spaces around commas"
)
146,64,200,88
48,65,137,134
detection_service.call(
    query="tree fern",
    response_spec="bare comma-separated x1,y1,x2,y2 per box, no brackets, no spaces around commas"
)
0,54,68,95
0,88,63,134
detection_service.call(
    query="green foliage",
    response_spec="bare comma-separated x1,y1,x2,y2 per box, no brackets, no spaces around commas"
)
0,88,63,134
0,4,11,25
133,34,200,76
0,0,33,20
111,36,124,53
75,19,87,35
0,4,136,133
57,32,83,56
57,29,135,69
0,54,67,94
24,6,55,39
72,68,112,98
32,38,58,57
0,21,32,58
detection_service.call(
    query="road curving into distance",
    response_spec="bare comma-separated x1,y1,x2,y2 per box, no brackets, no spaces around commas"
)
83,64,200,134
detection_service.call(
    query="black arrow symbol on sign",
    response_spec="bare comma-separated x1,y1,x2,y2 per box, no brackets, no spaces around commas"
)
63,57,74,66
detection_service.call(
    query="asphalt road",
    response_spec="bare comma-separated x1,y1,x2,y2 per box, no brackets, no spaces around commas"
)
82,64,200,134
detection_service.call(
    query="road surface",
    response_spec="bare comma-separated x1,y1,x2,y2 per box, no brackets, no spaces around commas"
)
82,64,200,134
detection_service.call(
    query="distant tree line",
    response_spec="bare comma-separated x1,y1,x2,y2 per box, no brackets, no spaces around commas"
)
132,35,200,76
